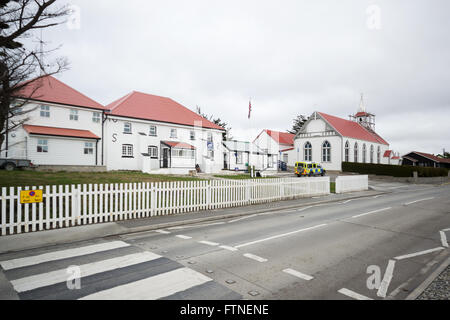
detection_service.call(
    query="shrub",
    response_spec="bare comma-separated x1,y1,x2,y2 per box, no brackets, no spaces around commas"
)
342,162,448,178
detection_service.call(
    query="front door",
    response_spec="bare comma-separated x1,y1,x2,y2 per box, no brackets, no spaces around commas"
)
162,148,169,168
223,152,228,169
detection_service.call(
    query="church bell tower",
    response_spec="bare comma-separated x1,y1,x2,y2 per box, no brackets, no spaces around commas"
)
349,93,376,131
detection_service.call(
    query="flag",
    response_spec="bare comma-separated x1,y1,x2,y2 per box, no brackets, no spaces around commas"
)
248,100,252,119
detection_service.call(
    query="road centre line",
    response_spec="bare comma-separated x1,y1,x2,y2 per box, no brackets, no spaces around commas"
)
234,224,327,249
404,197,435,206
338,288,373,300
198,241,220,246
283,268,314,281
175,235,192,240
219,245,238,252
228,214,257,223
440,231,448,248
155,230,171,234
377,259,396,298
394,247,445,260
243,253,268,263
352,207,392,219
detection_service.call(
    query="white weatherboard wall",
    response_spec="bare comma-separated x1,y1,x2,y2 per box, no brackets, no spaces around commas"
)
335,175,368,193
0,177,330,236
6,101,104,165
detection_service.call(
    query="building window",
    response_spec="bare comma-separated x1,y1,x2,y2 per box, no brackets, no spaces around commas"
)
208,150,214,160
92,112,101,123
170,128,177,138
283,153,288,163
345,141,350,162
322,141,331,162
171,149,194,159
149,125,157,136
40,105,50,118
354,142,358,162
37,139,48,153
123,122,132,134
190,130,195,140
268,155,273,167
304,142,312,161
236,152,243,164
207,132,213,143
84,142,94,155
70,109,79,121
377,146,381,164
362,144,367,163
148,146,158,158
122,144,133,157
370,145,374,163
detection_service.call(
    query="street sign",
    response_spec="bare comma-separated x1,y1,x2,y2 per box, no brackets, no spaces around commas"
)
207,142,214,151
20,190,43,204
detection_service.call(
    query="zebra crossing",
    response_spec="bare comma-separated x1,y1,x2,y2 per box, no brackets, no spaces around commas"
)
0,240,241,300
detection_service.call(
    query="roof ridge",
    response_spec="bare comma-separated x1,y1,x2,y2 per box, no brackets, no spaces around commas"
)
106,91,136,111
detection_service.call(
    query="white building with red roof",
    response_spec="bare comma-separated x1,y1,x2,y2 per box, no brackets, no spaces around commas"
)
103,91,226,174
253,129,296,167
294,105,390,171
4,76,106,167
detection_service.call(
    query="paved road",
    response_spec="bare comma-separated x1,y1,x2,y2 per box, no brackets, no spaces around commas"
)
0,181,448,300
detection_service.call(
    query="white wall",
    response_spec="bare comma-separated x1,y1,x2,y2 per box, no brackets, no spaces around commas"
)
294,135,342,171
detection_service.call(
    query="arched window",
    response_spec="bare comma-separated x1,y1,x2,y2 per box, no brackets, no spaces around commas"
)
354,142,358,162
370,145,374,163
377,146,381,164
322,141,331,162
345,141,350,162
304,142,312,161
362,144,367,163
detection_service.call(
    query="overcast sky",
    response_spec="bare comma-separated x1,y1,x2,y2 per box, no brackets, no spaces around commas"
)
41,0,450,156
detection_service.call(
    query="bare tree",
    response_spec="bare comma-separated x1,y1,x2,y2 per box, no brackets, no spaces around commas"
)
196,105,232,141
0,0,69,154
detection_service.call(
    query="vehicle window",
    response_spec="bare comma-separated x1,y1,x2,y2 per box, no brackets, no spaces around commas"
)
308,164,312,168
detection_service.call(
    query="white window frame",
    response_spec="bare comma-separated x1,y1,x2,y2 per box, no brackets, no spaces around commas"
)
40,105,50,118
362,144,367,163
69,109,79,121
370,145,374,164
190,130,196,141
148,145,158,158
149,125,157,136
37,139,48,153
122,144,133,157
170,128,177,139
236,152,243,164
92,112,101,123
124,122,132,134
377,146,381,164
345,141,350,162
84,142,94,155
354,143,359,162
322,140,331,163
304,142,312,161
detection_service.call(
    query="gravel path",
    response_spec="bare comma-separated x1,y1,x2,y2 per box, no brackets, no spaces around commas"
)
417,265,450,300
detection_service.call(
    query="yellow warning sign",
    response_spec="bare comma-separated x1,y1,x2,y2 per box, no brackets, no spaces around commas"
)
20,190,43,204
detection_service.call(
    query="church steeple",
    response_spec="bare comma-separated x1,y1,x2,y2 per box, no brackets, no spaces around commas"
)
349,93,376,131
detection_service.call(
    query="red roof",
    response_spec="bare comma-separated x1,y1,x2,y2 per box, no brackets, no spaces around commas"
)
162,141,196,150
255,129,294,146
23,124,100,139
16,75,105,110
392,156,400,160
318,112,389,145
355,111,370,117
106,91,225,131
411,151,450,164
281,147,295,152
383,150,392,158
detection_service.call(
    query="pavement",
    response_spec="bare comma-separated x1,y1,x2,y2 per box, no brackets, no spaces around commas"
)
0,179,448,300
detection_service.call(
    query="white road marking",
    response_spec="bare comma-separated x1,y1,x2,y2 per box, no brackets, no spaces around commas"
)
234,224,327,249
155,230,171,234
11,251,161,293
372,195,382,199
167,222,225,230
377,259,396,298
228,214,257,223
352,207,392,219
340,200,353,204
394,247,445,260
282,268,314,281
338,288,373,300
0,241,130,271
440,231,448,248
243,253,268,263
219,245,238,252
404,197,434,206
198,241,220,246
442,228,450,232
79,267,212,300
175,235,192,240
296,206,313,212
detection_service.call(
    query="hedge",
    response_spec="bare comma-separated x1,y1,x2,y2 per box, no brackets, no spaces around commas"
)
342,162,449,177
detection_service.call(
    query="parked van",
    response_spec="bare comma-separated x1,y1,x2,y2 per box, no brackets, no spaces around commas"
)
295,162,326,177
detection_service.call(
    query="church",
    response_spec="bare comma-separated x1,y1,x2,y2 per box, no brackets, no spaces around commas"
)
293,102,390,171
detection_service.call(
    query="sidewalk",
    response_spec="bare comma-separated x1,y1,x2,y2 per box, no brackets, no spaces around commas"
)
0,190,384,254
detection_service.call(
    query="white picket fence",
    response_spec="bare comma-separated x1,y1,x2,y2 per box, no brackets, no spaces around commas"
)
335,175,368,193
0,177,330,236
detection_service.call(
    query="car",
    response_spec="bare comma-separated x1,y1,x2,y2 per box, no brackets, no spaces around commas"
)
295,161,326,177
